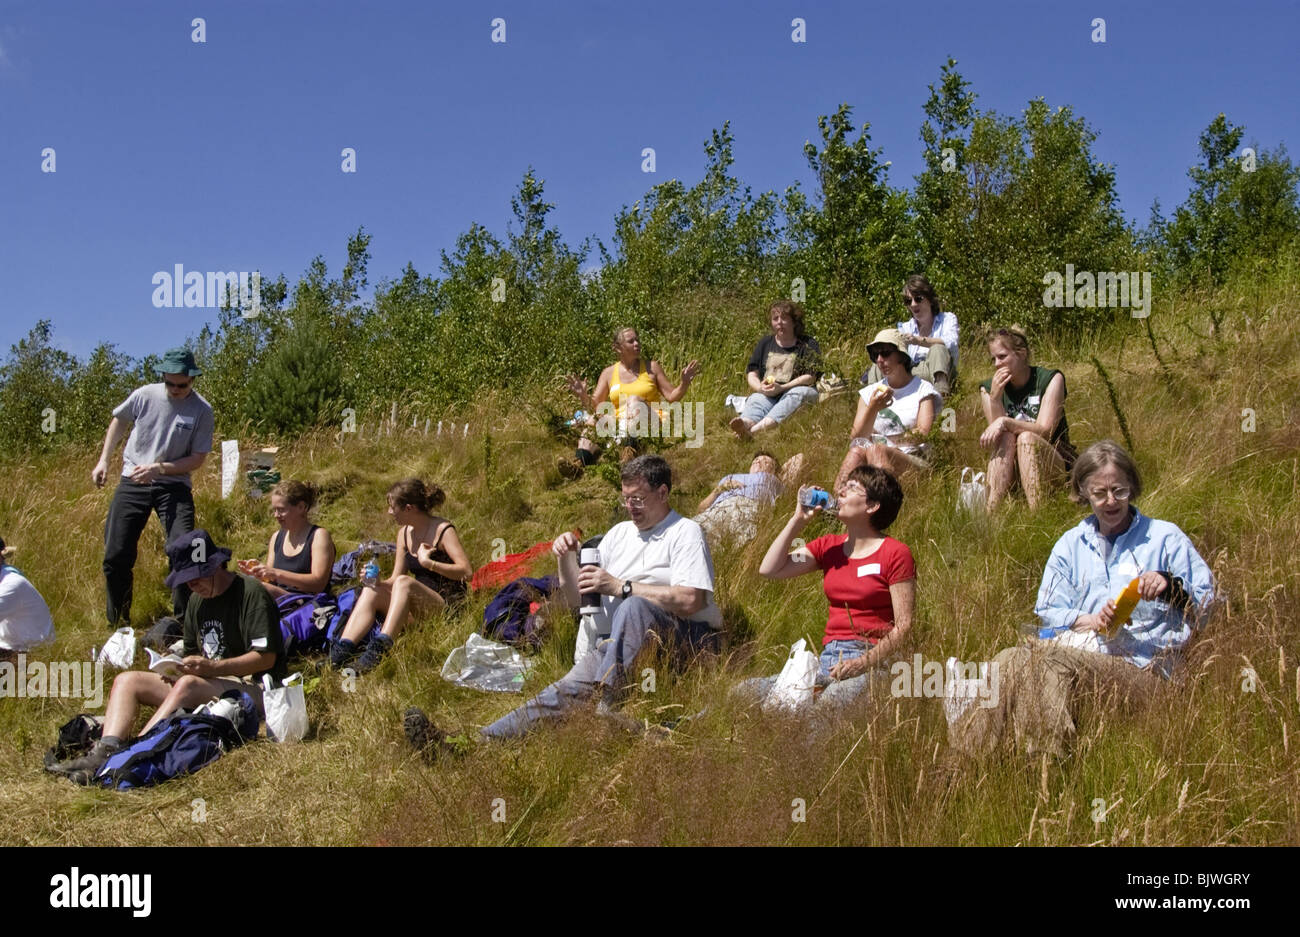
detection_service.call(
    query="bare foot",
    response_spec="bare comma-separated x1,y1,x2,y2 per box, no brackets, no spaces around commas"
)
729,416,753,440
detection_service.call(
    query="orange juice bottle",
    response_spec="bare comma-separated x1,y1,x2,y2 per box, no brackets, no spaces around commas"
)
1103,577,1142,639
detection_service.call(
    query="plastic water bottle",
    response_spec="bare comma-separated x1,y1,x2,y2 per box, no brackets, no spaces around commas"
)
799,487,839,515
362,558,380,586
565,410,586,427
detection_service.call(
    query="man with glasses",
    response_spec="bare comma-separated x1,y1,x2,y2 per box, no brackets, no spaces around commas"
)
92,347,214,626
405,454,722,753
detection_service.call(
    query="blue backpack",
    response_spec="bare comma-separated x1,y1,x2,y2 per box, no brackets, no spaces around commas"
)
276,592,335,656
94,689,259,791
481,575,558,650
323,585,382,644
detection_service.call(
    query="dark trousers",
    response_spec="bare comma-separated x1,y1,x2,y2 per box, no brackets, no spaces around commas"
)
103,478,196,626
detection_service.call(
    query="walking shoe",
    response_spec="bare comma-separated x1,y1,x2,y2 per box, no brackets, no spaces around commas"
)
46,737,124,785
329,638,361,669
403,706,455,762
354,633,394,673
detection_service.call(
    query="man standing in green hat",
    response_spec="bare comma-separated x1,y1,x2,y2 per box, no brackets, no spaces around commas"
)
92,347,215,626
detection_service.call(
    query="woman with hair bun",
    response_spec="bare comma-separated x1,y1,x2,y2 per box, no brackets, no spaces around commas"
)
238,480,336,599
331,478,474,673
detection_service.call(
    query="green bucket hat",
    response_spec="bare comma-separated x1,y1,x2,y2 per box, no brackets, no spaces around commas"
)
157,347,203,377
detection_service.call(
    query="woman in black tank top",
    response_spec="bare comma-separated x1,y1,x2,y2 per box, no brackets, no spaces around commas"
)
237,480,335,598
332,478,474,674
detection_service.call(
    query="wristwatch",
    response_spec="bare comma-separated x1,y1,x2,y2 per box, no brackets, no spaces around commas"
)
621,580,633,599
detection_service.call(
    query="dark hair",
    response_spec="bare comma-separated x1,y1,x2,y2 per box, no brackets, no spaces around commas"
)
768,300,808,339
983,325,1032,363
903,274,941,313
620,454,672,493
388,478,446,512
848,464,904,531
1068,440,1142,506
271,479,317,511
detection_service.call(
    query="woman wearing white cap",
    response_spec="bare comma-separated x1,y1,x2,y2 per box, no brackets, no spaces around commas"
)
835,329,942,488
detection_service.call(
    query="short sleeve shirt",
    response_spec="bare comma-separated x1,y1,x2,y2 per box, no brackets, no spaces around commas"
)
113,384,215,487
858,376,942,452
713,471,783,508
182,573,286,681
805,535,915,644
746,335,823,384
596,511,722,628
0,565,55,651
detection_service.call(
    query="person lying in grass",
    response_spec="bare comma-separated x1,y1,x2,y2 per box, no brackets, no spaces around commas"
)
46,528,284,785
330,478,473,674
948,440,1216,759
835,329,940,490
977,325,1077,511
693,451,804,546
237,480,335,599
404,454,723,757
733,465,916,711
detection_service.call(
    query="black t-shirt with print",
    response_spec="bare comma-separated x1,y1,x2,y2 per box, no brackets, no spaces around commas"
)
980,365,1076,465
746,334,823,383
182,573,286,682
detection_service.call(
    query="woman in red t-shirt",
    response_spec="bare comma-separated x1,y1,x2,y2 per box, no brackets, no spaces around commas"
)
751,464,916,706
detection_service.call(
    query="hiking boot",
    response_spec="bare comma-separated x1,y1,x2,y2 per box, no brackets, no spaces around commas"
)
329,638,361,669
557,456,584,479
46,737,124,785
403,706,455,762
354,633,394,673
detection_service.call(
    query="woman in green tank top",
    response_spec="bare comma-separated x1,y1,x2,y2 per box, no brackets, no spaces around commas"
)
977,327,1076,511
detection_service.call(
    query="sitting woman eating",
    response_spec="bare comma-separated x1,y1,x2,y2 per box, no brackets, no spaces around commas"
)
734,465,915,711
330,479,474,673
949,441,1216,759
835,329,941,489
978,325,1077,510
560,326,699,476
861,275,959,394
729,300,822,440
238,480,335,599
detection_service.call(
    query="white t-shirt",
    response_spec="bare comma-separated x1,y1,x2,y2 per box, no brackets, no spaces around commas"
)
595,510,721,629
898,310,960,372
858,376,942,453
0,565,56,651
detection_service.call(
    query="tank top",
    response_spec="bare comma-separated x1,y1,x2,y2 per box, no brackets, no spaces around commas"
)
273,525,319,576
406,522,468,607
608,361,660,414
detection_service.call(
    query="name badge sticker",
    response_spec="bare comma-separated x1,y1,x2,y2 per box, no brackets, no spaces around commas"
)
858,563,882,577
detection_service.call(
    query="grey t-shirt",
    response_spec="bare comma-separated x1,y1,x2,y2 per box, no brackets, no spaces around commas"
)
112,384,215,486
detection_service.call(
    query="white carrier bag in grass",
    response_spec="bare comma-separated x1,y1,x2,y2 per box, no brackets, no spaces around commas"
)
956,467,988,514
763,638,819,713
262,673,308,743
96,626,137,669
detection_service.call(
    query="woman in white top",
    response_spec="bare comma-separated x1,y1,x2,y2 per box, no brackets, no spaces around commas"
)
836,329,942,488
861,275,959,395
0,537,55,661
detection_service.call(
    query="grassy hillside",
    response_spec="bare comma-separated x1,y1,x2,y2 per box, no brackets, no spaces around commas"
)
2,278,1298,846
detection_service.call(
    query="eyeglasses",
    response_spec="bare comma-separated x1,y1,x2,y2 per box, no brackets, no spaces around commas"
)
620,495,650,509
164,379,192,390
838,482,866,498
1086,486,1131,503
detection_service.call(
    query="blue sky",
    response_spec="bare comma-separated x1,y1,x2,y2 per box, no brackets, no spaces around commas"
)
2,0,1297,361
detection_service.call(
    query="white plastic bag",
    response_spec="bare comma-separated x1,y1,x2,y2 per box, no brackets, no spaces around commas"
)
957,467,988,514
763,638,819,713
96,627,137,669
262,672,308,743
441,633,535,693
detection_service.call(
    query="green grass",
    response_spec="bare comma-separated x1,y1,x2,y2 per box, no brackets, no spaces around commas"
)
1,276,1298,845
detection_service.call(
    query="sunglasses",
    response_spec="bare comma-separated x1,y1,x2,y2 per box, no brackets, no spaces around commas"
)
164,379,193,390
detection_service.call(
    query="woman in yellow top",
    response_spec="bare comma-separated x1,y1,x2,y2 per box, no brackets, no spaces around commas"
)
560,327,699,476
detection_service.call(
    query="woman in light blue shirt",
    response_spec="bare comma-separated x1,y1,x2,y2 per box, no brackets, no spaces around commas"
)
861,275,959,394
949,441,1216,758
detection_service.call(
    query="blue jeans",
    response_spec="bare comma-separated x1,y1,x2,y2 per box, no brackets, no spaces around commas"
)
734,639,879,709
739,385,819,426
481,596,720,739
